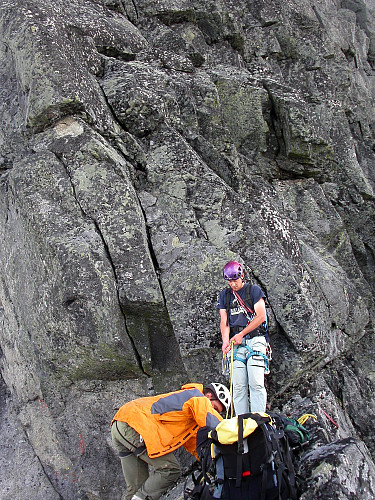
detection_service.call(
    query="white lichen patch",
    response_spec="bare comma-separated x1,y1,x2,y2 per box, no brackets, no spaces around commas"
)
54,117,84,138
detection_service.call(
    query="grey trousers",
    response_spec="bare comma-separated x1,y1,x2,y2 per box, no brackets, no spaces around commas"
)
111,420,181,500
232,336,267,414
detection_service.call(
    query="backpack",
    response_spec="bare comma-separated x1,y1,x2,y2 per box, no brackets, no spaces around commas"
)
186,413,298,500
269,413,310,449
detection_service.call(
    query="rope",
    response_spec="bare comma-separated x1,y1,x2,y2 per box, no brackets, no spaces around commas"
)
321,409,339,428
233,289,254,317
297,414,317,426
223,341,235,419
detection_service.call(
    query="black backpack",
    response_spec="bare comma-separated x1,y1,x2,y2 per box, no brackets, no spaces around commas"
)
186,413,298,500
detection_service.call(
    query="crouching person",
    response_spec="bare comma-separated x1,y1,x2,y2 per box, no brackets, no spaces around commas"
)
111,382,230,500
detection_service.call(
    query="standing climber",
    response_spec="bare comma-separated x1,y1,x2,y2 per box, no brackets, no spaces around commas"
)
111,382,230,500
217,261,269,415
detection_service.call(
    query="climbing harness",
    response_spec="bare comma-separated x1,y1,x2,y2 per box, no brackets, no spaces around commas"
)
223,337,270,376
222,338,269,418
234,338,270,373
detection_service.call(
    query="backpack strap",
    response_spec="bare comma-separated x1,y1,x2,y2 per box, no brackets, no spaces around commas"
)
244,284,254,312
225,288,231,327
235,413,261,487
225,284,254,327
233,286,254,317
235,414,245,487
199,440,214,485
213,452,225,498
237,413,245,454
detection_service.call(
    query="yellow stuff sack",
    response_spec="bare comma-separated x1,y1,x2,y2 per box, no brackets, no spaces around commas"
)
209,412,271,444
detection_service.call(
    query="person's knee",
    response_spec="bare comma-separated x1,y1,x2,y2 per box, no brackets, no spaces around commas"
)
159,461,181,480
233,378,247,393
250,379,265,391
248,366,265,387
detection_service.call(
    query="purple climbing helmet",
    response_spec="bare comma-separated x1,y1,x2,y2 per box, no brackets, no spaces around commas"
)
223,261,244,281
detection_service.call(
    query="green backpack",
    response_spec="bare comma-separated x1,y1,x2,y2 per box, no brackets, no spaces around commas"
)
269,413,312,448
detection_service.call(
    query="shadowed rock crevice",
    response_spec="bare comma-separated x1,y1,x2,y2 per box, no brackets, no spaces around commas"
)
48,125,185,382
58,151,148,375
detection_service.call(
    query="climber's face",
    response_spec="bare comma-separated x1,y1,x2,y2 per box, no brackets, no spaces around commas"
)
228,277,244,292
205,392,225,414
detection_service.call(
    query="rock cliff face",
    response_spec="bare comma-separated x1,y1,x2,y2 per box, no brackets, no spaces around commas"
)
0,0,374,498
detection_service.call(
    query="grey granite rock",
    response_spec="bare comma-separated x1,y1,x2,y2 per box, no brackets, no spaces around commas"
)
0,0,374,498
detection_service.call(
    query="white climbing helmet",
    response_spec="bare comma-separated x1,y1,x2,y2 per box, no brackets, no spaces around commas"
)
204,382,231,412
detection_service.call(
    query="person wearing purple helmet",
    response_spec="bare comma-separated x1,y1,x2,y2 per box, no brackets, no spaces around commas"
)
216,261,269,415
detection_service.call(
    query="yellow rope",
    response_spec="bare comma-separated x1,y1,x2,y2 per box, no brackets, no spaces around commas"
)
226,341,235,419
297,413,317,426
223,351,229,418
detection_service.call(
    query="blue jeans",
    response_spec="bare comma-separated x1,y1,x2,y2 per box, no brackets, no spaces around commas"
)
232,336,267,415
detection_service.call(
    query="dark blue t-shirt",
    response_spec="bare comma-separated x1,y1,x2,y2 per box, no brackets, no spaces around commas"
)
216,283,267,337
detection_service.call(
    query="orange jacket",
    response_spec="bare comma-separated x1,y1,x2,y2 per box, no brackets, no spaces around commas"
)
111,383,222,458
